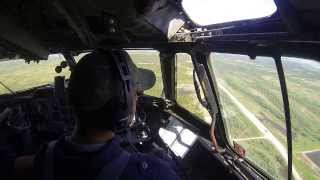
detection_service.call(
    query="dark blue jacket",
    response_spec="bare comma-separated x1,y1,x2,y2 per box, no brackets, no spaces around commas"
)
33,136,181,180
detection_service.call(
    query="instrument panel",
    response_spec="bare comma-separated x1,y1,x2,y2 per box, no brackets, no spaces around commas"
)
0,85,163,156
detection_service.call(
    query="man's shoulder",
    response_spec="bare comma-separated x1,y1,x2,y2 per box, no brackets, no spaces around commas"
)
122,153,180,180
33,138,181,180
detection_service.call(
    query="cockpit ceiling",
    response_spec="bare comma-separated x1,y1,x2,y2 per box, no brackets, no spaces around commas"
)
0,0,187,59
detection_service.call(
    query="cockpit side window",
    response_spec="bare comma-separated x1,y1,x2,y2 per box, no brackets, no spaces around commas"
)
175,53,211,124
209,53,320,180
209,53,289,179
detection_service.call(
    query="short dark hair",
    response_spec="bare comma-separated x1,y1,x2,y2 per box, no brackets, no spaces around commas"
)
68,51,124,130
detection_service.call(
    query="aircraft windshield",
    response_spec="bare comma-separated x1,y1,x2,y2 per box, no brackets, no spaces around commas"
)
182,0,277,26
0,50,163,96
209,54,320,179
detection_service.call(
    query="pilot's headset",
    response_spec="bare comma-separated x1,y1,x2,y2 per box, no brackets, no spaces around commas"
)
96,49,135,131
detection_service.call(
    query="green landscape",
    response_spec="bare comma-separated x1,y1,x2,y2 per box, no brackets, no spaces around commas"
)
211,53,320,180
0,53,89,95
0,51,319,179
0,57,70,95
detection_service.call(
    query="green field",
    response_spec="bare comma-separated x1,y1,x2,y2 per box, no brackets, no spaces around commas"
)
0,53,89,95
211,53,320,179
0,51,319,179
0,57,70,94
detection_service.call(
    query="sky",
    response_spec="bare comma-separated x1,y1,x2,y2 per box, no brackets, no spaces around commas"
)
182,0,277,26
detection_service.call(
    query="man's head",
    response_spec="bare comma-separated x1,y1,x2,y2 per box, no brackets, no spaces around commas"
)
68,50,155,131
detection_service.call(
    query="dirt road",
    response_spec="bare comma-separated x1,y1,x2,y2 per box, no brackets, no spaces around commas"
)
219,84,302,180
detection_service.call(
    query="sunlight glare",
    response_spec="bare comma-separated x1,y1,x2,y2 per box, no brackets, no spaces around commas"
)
182,0,277,26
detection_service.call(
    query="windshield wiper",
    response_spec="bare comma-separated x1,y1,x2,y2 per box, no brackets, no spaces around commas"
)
0,81,15,94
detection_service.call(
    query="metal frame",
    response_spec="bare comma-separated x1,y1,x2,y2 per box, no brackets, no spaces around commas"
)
163,50,213,139
274,56,293,180
190,51,229,149
62,52,77,71
96,41,320,63
159,52,176,101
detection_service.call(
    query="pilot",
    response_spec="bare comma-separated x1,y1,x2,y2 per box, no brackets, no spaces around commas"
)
25,50,180,180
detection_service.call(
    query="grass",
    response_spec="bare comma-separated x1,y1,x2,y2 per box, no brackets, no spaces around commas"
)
240,139,288,179
218,89,262,140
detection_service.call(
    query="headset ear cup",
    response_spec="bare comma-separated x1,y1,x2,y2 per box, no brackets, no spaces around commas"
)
109,50,134,131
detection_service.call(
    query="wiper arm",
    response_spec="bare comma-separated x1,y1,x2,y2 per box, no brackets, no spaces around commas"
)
0,81,15,94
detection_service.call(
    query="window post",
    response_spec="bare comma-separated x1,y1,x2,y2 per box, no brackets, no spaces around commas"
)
274,56,293,180
160,52,176,101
